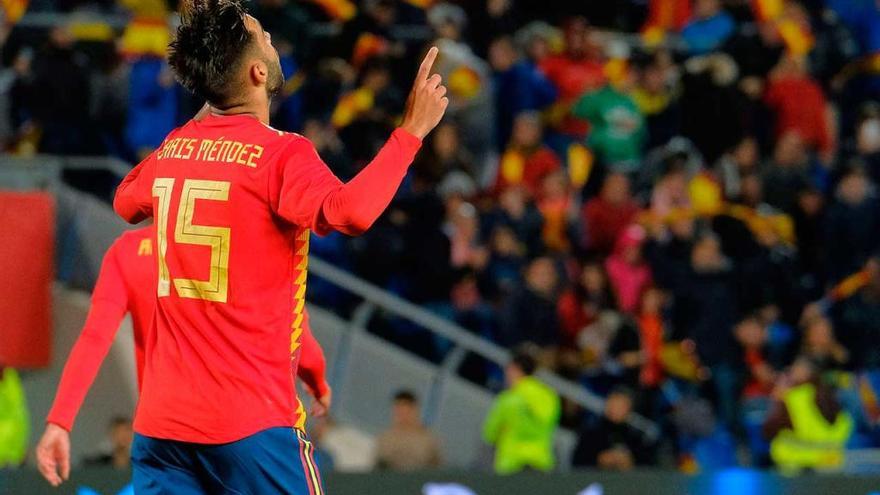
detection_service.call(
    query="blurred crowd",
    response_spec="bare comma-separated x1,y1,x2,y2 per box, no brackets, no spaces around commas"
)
5,0,880,474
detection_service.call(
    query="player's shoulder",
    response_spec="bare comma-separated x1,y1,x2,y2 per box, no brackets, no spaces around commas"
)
238,120,314,155
114,227,154,257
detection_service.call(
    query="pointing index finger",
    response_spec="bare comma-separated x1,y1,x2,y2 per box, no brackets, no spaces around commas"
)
416,46,439,84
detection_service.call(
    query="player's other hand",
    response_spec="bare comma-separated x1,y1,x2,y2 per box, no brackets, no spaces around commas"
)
400,46,448,140
311,387,332,418
36,423,71,487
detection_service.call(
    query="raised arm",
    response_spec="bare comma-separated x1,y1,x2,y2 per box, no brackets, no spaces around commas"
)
270,48,448,235
37,241,130,486
320,47,448,234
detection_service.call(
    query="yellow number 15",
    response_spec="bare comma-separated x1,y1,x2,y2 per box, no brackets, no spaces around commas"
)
152,178,231,303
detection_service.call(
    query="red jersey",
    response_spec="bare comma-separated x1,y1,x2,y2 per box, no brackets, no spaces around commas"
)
113,113,420,443
45,226,329,432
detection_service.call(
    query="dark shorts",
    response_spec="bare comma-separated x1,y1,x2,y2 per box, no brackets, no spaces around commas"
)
132,427,323,495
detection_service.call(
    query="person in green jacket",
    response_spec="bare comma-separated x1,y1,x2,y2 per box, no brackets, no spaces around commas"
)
482,349,561,474
0,366,30,467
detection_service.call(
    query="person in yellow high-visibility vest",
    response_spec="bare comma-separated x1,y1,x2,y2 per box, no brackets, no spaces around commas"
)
483,349,561,475
0,366,30,467
764,357,853,473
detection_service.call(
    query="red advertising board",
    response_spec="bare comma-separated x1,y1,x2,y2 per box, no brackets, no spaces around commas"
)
0,191,54,368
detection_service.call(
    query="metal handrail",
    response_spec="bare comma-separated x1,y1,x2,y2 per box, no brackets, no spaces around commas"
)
309,257,660,439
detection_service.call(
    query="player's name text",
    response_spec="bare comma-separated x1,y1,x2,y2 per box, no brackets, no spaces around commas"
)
156,136,264,168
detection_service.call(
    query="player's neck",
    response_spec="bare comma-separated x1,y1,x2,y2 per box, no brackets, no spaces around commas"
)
210,97,270,124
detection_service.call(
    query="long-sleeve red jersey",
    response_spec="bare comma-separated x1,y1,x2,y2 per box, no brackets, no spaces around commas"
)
113,113,420,443
46,226,329,432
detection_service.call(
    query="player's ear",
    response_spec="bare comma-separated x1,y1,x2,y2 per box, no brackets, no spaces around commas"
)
250,60,268,87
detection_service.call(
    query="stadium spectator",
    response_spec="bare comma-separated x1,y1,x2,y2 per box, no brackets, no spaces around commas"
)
335,0,400,65
24,26,95,155
124,57,177,160
832,258,880,369
672,233,739,426
488,35,557,150
572,76,646,173
557,261,616,346
484,185,545,257
632,286,669,391
536,169,573,252
736,316,777,401
84,417,133,469
0,366,28,468
716,136,760,200
580,172,639,256
483,349,560,474
376,390,443,471
412,121,475,188
764,55,835,160
495,111,562,198
604,225,652,314
539,16,606,139
681,0,735,55
631,50,681,150
823,164,880,283
481,224,526,301
428,2,494,166
311,416,377,473
763,357,853,472
498,256,561,347
761,131,813,215
800,315,849,372
571,387,656,469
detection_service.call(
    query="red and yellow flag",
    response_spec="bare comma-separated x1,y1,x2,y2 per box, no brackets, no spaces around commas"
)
331,87,375,129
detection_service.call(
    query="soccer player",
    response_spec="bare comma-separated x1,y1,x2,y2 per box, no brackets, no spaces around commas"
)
36,226,331,485
38,0,448,491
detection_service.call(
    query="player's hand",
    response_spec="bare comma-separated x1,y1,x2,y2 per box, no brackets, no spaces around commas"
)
400,46,448,140
36,423,71,487
311,387,332,418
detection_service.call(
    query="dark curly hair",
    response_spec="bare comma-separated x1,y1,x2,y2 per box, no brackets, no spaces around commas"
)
168,0,255,106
